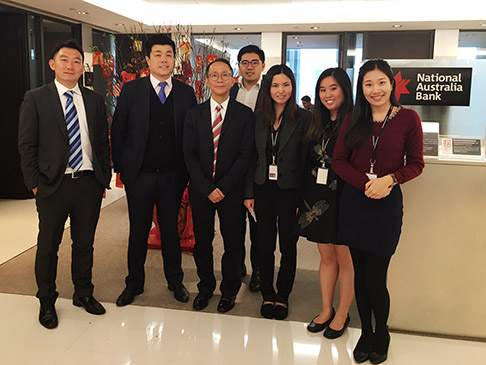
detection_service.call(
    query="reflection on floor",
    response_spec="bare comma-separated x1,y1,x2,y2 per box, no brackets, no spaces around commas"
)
0,293,485,365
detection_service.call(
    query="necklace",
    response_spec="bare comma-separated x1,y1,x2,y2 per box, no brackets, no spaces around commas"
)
373,106,401,123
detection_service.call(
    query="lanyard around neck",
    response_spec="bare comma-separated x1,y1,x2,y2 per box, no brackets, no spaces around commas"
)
369,104,394,173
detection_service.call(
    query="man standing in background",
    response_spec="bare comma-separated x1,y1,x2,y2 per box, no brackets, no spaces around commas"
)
18,40,112,329
111,34,197,307
230,45,265,292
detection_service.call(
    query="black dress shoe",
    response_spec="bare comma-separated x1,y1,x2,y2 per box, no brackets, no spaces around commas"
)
260,301,274,319
116,288,143,307
193,292,212,311
307,308,335,333
273,302,288,320
324,314,350,339
170,284,189,303
217,296,236,313
249,270,260,292
39,303,58,329
73,295,106,315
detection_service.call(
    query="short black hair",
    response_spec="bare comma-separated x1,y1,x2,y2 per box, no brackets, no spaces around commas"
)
206,58,233,76
51,40,84,62
301,95,311,102
237,45,265,63
144,34,176,56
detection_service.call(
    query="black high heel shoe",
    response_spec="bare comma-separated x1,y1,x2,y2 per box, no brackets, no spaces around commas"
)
353,333,373,363
307,308,335,333
369,330,390,364
323,314,350,339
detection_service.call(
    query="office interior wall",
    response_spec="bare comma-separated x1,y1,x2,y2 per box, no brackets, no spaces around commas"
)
261,32,282,68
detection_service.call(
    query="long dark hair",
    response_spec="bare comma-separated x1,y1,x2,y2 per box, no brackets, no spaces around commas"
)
306,67,353,142
346,59,400,148
260,64,297,127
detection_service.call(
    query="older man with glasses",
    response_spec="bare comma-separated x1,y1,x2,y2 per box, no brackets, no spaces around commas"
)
230,45,266,292
183,58,255,313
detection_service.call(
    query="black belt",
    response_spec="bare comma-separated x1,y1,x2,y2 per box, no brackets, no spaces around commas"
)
65,170,94,179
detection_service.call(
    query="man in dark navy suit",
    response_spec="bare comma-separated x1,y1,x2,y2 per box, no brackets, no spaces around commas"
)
19,40,112,329
111,34,196,306
229,45,265,292
184,59,255,313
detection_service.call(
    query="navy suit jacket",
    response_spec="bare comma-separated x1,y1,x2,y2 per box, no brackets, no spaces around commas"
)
111,76,196,193
183,98,255,208
18,82,111,197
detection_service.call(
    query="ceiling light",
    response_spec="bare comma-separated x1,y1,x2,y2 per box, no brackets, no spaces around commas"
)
296,41,301,44
76,11,88,15
116,23,124,26
293,36,300,40
392,24,402,28
242,36,248,39
234,27,242,31
310,26,319,30
481,23,486,27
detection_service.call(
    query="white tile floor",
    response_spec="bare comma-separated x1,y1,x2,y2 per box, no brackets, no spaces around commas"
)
0,293,485,365
1,187,486,364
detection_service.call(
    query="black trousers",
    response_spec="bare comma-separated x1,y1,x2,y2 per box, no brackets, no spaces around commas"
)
350,247,392,337
124,171,183,292
241,210,259,271
254,181,298,303
35,173,104,304
191,200,245,297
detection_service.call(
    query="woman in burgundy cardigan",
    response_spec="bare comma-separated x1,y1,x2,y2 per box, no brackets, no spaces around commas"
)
333,59,424,364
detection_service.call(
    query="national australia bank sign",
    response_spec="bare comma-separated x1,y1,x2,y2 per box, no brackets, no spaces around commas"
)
393,67,472,106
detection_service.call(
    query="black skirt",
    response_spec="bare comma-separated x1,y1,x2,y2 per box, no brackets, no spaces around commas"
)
338,183,403,257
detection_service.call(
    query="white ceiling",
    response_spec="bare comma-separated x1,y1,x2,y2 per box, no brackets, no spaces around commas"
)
2,0,486,34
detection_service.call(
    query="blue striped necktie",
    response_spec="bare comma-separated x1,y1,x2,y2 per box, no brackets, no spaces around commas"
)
64,90,83,171
158,81,167,104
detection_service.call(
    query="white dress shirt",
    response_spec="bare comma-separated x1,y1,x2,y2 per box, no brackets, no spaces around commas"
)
210,96,229,125
235,76,262,111
54,80,94,173
150,74,173,98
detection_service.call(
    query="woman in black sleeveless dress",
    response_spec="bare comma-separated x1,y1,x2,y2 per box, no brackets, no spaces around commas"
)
296,68,354,339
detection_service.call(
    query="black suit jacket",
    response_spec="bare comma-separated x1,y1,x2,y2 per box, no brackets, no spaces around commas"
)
183,99,255,208
111,76,197,191
230,83,262,111
245,107,311,197
18,82,112,198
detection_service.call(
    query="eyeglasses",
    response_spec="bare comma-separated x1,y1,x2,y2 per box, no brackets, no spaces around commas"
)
208,73,232,81
240,60,261,67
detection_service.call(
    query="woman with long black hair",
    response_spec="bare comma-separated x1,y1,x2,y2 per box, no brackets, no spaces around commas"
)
333,59,424,364
244,64,311,320
296,67,354,339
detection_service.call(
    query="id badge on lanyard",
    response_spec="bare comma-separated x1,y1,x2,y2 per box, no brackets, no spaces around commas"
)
269,130,279,181
368,105,393,180
317,138,330,185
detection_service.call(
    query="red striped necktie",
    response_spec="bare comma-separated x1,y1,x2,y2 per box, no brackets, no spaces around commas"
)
212,105,223,179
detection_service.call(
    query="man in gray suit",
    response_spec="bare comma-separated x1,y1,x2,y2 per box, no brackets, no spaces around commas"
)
18,40,112,329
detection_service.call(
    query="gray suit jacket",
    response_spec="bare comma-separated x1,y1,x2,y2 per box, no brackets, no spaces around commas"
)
18,82,111,197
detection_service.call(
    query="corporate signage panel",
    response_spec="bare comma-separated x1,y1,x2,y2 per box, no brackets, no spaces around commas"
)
393,67,472,106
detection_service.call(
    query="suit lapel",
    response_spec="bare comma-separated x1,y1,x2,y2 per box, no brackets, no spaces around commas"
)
47,82,69,143
171,77,181,138
140,77,151,135
202,100,213,144
220,100,236,138
80,87,95,144
278,115,298,153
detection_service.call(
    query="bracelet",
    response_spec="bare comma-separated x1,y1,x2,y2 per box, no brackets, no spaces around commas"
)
389,173,398,187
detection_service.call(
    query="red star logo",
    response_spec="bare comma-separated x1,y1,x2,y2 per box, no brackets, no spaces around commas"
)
394,71,411,101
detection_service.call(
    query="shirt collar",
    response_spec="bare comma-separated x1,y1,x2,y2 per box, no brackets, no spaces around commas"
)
150,74,172,89
238,74,263,91
210,96,229,111
54,79,81,97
